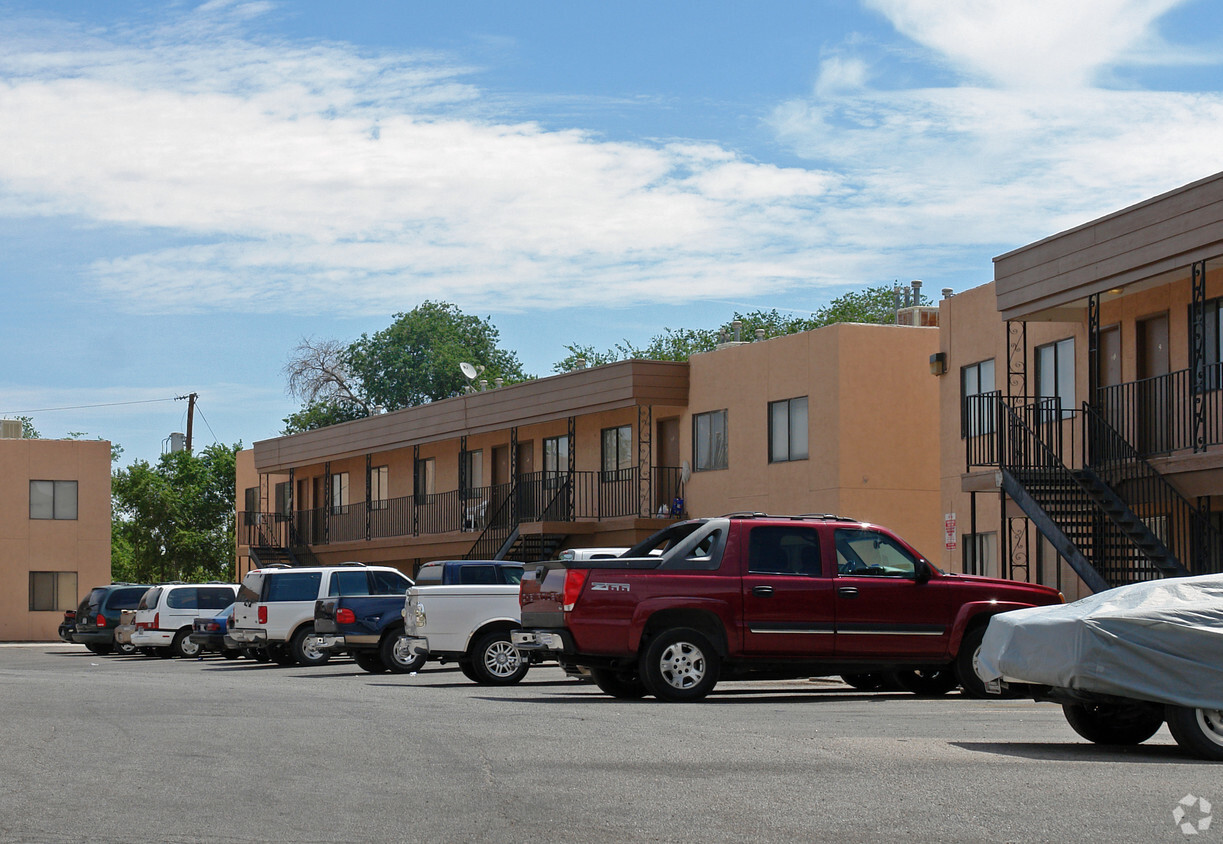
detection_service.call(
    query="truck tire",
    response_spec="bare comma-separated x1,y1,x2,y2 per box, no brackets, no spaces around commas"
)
468,630,529,685
640,628,720,702
380,633,426,674
458,660,480,682
1164,705,1223,761
172,629,202,659
953,624,1022,699
114,641,138,656
891,668,958,696
353,650,387,673
840,673,891,691
289,627,331,667
1062,701,1164,746
591,669,648,699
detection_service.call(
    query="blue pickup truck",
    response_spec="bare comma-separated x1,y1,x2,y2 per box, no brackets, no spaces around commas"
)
313,560,519,674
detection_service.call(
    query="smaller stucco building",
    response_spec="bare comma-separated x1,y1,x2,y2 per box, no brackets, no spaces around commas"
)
0,432,113,640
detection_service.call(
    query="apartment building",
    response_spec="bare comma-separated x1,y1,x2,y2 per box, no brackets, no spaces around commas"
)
236,320,942,578
939,171,1223,599
0,429,112,640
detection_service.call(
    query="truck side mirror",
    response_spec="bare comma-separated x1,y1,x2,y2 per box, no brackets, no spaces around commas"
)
914,561,932,584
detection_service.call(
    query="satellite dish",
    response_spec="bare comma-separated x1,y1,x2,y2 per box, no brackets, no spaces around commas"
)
460,362,479,380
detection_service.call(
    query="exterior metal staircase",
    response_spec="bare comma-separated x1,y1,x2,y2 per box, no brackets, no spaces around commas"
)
467,476,572,562
976,394,1221,592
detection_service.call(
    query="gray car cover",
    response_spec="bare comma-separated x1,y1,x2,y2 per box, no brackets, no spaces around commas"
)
976,573,1223,709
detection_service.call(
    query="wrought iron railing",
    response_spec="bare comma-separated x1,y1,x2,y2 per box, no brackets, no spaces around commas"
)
1084,404,1222,577
1097,363,1223,456
239,467,682,553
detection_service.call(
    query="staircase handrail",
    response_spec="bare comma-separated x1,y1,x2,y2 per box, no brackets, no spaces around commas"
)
1084,403,1223,576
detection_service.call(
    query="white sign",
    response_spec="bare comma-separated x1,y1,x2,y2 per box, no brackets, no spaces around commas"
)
944,513,957,550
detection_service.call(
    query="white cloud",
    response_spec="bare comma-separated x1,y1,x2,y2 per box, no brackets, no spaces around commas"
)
863,0,1186,88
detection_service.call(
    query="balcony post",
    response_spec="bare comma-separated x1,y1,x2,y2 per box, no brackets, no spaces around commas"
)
1087,292,1100,466
365,453,372,541
638,405,652,518
1191,260,1207,453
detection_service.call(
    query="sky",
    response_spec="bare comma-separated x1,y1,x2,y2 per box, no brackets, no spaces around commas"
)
2,0,1222,466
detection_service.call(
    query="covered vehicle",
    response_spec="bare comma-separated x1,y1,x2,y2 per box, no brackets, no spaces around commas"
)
976,574,1223,761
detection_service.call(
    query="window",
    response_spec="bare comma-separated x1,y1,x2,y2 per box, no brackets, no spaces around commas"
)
462,449,483,495
961,358,997,437
414,458,435,504
601,425,632,482
166,586,235,611
962,532,996,577
1035,338,1075,419
328,570,371,597
693,410,728,472
768,397,809,463
331,472,349,514
243,486,259,526
370,465,389,510
369,570,412,594
28,571,77,611
29,480,78,520
835,528,920,577
264,571,322,602
747,526,821,575
544,435,569,489
460,565,498,585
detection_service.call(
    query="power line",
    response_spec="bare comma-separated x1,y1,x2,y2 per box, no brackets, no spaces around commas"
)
0,397,180,415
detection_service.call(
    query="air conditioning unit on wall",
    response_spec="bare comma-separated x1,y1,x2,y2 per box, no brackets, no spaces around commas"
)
0,419,24,439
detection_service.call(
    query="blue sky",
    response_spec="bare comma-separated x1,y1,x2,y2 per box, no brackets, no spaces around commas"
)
2,0,1222,466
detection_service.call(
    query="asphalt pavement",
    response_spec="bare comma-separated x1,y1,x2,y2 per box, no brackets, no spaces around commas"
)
0,644,1217,843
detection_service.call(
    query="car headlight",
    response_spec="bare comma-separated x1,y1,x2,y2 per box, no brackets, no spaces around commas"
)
413,603,426,629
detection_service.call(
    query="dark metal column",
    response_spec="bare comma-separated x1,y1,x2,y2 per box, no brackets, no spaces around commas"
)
323,461,331,545
510,426,518,525
567,416,576,520
412,445,420,537
365,453,372,541
459,435,468,497
1191,260,1208,453
1006,320,1027,398
638,405,652,518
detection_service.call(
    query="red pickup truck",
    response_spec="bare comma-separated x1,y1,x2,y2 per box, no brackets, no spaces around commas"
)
513,514,1063,701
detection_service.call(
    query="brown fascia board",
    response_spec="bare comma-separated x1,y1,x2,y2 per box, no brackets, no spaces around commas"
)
993,170,1223,321
253,359,689,472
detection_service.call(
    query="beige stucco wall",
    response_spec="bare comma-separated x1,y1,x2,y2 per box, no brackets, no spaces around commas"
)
0,438,112,640
683,322,942,560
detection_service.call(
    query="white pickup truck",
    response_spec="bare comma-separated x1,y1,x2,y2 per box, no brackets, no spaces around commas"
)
400,559,531,685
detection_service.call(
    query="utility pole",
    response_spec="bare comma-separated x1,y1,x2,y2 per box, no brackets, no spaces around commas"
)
176,393,198,452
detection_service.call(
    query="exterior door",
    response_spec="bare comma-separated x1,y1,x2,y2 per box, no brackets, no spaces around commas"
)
655,418,681,513
740,525,837,657
491,445,510,488
831,527,952,660
1136,313,1171,454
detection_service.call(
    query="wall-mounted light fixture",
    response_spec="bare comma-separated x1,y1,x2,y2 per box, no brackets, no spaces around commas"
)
929,352,948,376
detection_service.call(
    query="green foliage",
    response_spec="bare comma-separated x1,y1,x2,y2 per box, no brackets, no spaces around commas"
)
17,416,38,438
281,399,367,436
551,284,916,370
111,443,240,583
347,301,528,409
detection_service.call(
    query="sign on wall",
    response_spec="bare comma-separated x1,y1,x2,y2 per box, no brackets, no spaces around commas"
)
944,513,957,550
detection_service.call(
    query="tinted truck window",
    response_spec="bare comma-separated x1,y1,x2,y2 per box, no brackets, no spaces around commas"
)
369,570,411,594
328,570,371,597
110,588,151,609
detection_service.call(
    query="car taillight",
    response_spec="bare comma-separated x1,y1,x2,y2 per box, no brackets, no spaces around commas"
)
336,608,356,624
153,613,159,630
258,606,268,625
562,569,589,612
97,614,106,627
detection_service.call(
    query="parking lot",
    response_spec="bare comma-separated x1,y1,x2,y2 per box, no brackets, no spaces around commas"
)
0,644,1217,843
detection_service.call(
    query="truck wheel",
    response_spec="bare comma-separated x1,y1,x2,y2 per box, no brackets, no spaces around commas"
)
289,627,331,667
591,669,648,699
953,624,1022,699
380,633,425,674
353,651,387,673
468,631,529,685
114,641,138,656
172,629,202,659
640,628,720,702
1165,705,1223,761
1062,701,1164,745
458,660,480,682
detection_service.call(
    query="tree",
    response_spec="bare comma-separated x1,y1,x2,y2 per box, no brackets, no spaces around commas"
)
281,302,529,434
551,283,920,370
111,443,239,583
348,301,528,409
17,416,38,438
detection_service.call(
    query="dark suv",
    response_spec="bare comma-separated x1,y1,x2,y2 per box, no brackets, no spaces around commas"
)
72,584,152,655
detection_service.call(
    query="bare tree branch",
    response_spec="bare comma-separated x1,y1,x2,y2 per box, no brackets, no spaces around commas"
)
282,337,370,413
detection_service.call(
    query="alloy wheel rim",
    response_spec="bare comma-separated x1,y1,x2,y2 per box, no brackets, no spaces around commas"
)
659,641,705,690
484,641,521,676
1197,708,1223,747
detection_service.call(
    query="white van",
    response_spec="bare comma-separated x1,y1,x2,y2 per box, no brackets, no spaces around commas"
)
132,583,239,658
